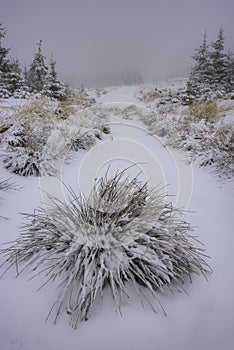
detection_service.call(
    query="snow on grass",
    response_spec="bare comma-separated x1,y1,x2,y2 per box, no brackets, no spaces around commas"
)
137,96,234,179
0,170,211,329
0,79,233,349
0,96,109,176
1,82,233,179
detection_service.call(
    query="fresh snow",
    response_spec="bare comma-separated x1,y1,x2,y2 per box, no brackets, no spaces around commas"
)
0,79,234,350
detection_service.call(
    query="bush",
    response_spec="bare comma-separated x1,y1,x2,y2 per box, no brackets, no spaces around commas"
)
1,121,47,176
71,131,96,151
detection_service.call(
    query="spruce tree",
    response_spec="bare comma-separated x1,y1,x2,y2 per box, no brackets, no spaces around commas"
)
43,55,66,100
0,23,11,98
225,51,234,93
28,40,48,92
186,30,212,99
0,24,10,70
5,58,29,97
210,27,227,88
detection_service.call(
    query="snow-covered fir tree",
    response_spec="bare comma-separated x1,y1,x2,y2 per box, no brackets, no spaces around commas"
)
4,57,29,98
43,55,66,100
28,40,48,92
0,23,11,98
184,27,233,102
185,30,212,99
210,27,227,89
225,51,234,93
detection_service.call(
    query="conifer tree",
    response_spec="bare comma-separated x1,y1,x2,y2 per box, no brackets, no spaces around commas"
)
225,51,234,93
28,40,48,92
5,58,29,97
0,23,11,97
186,30,212,98
184,27,234,101
210,27,227,88
0,24,10,71
43,55,66,100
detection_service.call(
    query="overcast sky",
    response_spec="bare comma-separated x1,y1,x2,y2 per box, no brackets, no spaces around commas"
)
1,0,234,85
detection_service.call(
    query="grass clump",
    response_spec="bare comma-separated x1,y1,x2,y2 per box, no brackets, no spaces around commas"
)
0,170,211,328
188,100,218,122
137,88,163,102
0,96,105,176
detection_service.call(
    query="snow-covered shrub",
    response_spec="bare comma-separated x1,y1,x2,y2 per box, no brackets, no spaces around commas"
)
167,115,234,178
100,124,111,134
3,147,42,176
1,122,46,176
71,130,96,151
0,122,10,136
0,87,11,99
0,171,211,328
197,121,234,176
0,98,59,176
40,107,111,175
139,100,234,178
0,96,98,176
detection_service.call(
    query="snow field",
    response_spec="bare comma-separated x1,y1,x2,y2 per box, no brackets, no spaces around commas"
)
0,79,233,349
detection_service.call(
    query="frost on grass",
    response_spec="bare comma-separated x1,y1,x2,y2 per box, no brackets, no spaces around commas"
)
139,100,234,179
40,113,110,175
0,98,59,176
0,98,111,176
0,171,211,328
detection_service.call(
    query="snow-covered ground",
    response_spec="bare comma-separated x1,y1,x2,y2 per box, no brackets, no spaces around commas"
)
0,80,234,350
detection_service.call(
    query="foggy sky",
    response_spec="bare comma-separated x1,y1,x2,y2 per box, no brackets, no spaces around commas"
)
1,0,234,85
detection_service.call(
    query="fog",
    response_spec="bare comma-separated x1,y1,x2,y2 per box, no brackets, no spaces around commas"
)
1,0,234,85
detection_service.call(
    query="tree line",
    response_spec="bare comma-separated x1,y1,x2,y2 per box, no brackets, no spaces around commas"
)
0,23,67,100
186,27,234,101
1,23,233,101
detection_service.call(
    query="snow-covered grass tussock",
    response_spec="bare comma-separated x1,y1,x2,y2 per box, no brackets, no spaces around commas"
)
0,96,110,176
1,121,48,176
40,107,111,175
0,97,59,176
139,99,234,178
0,171,211,328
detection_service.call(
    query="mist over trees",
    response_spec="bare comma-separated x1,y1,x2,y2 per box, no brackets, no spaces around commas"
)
0,24,66,99
185,27,234,101
0,23,233,100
